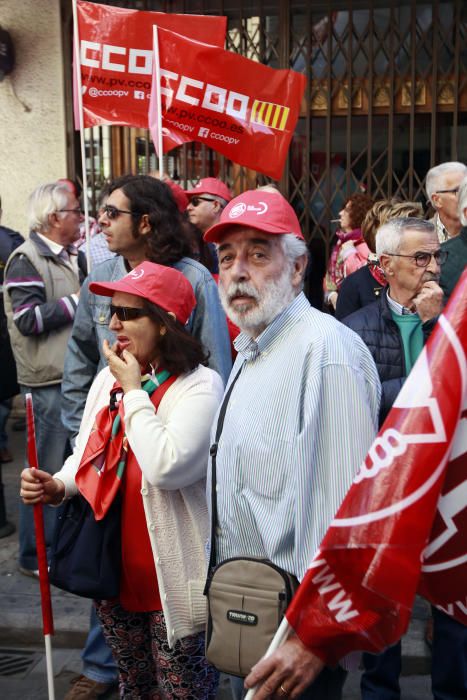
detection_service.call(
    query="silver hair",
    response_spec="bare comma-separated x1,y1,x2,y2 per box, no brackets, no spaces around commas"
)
27,183,71,232
458,176,467,226
375,218,436,257
281,233,308,291
425,162,467,204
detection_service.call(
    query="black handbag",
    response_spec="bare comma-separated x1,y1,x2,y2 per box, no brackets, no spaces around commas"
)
49,492,121,599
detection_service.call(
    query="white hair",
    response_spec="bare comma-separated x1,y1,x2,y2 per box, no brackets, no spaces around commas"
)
27,183,71,232
281,233,308,291
458,175,467,226
425,162,467,204
375,218,436,257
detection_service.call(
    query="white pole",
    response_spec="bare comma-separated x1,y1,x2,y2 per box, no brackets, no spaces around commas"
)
244,618,291,699
152,25,164,178
71,0,92,272
44,634,56,700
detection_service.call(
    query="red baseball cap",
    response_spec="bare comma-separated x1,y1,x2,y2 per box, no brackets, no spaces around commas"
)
89,262,196,325
185,178,232,203
203,190,304,243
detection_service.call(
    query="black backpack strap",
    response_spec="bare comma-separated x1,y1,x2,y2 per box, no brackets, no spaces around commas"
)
207,364,244,579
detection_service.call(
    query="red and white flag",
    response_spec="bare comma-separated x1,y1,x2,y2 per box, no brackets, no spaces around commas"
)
285,270,467,665
149,28,306,180
74,0,226,128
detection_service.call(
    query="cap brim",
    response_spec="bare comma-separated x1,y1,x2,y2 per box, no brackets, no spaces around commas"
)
88,280,120,297
203,219,289,243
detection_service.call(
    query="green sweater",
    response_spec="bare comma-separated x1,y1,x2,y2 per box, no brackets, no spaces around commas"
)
390,311,424,374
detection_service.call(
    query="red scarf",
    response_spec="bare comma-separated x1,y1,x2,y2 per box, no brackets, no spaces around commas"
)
76,371,176,520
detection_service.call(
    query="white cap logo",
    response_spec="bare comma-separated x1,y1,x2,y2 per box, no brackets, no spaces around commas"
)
229,201,268,219
129,269,144,280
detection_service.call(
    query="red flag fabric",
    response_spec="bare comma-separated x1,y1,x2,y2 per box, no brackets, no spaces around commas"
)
74,0,227,128
285,270,467,665
149,28,306,180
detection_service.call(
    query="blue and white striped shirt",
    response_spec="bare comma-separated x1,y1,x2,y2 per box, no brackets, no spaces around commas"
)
209,292,381,580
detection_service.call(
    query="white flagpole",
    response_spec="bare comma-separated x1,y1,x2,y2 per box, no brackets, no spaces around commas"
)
72,0,92,272
152,25,164,177
244,618,291,699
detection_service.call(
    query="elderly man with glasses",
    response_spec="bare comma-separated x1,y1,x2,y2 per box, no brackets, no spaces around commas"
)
185,178,232,272
343,218,466,700
3,181,86,577
440,174,467,300
425,161,467,242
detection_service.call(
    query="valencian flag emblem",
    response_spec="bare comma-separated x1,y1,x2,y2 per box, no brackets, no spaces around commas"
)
285,270,467,664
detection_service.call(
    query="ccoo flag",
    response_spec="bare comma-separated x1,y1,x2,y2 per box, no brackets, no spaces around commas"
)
149,27,306,180
285,270,467,665
74,0,226,128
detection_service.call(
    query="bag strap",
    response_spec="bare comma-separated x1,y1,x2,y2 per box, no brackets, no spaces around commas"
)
207,364,244,578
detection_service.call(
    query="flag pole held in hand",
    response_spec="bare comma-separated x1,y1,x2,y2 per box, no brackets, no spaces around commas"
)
26,393,55,700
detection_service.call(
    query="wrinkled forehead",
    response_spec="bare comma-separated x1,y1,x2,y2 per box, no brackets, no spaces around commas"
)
399,227,439,251
217,227,279,250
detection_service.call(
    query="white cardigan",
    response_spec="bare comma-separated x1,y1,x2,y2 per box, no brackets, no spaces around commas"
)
55,364,223,648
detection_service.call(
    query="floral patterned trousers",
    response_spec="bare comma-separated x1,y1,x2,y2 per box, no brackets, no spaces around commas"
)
94,599,219,699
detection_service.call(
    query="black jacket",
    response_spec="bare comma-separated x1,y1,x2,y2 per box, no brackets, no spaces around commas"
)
342,290,436,425
335,265,385,320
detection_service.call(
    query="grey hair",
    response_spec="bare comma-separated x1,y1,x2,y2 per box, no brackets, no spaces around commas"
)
212,195,229,210
375,218,436,257
425,162,467,204
27,183,71,232
281,233,308,291
458,176,467,226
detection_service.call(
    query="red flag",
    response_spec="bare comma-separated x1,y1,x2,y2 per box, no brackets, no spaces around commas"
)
74,0,226,128
149,28,306,180
285,270,467,665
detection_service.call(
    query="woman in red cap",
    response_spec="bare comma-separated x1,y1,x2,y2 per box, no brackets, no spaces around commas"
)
20,261,223,698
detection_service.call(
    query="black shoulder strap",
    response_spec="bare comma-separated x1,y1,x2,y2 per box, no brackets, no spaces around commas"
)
207,364,244,577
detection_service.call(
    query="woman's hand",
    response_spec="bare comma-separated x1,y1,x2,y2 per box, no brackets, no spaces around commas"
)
20,468,65,506
103,339,142,393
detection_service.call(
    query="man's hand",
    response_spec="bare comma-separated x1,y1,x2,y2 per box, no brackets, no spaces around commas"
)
412,281,444,323
244,635,325,699
102,339,142,393
20,468,65,506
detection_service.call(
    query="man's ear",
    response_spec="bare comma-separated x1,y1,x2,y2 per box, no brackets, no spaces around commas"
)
292,253,309,288
431,193,441,211
379,253,393,278
138,213,151,236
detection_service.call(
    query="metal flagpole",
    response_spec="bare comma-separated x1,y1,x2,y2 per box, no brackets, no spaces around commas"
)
25,394,55,700
71,0,92,272
152,25,164,177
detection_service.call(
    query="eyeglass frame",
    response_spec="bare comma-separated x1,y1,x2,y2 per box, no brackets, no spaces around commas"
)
110,305,150,321
434,187,460,195
383,250,448,268
189,196,218,207
58,207,82,215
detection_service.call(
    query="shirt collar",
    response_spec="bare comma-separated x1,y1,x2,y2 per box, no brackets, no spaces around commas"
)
386,288,417,316
234,292,309,361
434,213,450,243
35,232,77,258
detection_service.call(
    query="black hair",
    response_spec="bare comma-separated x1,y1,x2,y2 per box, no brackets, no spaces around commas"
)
108,175,192,265
142,300,209,375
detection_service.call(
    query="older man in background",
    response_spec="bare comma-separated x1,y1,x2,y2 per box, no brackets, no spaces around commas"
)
3,182,86,576
425,161,467,242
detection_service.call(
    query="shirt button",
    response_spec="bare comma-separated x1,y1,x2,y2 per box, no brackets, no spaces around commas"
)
215,526,222,536
99,314,106,323
215,484,220,492
156,556,160,564
164,593,168,601
141,487,148,496
149,523,156,531
171,628,175,636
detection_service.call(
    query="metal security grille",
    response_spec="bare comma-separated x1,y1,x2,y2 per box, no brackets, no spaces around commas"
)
63,0,467,254
0,648,41,677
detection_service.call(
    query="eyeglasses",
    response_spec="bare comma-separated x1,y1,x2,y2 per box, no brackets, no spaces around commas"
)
385,250,448,267
59,207,82,215
434,187,459,195
102,204,135,220
189,196,217,207
110,305,149,321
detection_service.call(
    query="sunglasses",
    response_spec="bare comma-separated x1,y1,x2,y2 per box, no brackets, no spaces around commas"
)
434,187,459,195
110,305,149,321
102,204,136,220
190,196,217,207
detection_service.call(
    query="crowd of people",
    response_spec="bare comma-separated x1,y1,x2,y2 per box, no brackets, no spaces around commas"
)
0,160,465,700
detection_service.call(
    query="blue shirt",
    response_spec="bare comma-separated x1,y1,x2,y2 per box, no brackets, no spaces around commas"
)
209,293,381,580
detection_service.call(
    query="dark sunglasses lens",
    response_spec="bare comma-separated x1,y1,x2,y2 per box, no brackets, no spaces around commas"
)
110,306,145,321
104,206,119,219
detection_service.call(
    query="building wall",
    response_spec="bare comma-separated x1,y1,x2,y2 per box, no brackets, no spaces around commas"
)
0,0,67,235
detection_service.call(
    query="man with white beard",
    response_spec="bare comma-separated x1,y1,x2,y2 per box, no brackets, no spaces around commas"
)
203,190,381,700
